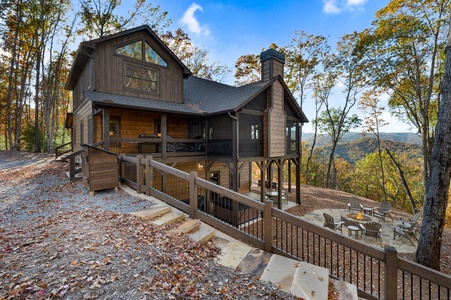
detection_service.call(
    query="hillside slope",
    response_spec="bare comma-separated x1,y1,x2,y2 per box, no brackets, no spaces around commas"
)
309,137,422,164
303,132,422,147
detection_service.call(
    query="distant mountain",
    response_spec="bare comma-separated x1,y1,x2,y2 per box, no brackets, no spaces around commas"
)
302,132,422,147
311,136,422,164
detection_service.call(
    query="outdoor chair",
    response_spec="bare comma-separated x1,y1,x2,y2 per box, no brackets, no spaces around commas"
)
359,222,383,247
323,213,344,233
399,211,421,230
394,223,419,246
373,201,393,221
348,197,363,212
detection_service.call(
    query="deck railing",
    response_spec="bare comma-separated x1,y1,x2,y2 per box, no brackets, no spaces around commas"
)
119,154,451,300
55,142,72,159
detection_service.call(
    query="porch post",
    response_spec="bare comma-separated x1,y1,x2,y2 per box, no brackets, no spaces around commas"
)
102,109,110,151
296,156,301,204
161,114,167,159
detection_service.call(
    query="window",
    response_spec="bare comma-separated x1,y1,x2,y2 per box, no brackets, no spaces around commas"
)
251,124,259,140
145,43,167,67
125,64,158,92
116,41,143,60
116,40,167,67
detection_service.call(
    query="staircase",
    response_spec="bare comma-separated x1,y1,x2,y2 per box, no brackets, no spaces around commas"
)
126,188,358,300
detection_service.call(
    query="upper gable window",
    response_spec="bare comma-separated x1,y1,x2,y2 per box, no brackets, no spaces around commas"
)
116,40,167,67
145,43,167,67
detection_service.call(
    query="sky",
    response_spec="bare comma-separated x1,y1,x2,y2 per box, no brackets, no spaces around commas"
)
150,0,414,133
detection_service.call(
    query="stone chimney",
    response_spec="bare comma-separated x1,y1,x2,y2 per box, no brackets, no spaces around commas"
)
260,48,285,81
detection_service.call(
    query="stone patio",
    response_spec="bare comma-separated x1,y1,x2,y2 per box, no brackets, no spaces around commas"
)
301,208,418,253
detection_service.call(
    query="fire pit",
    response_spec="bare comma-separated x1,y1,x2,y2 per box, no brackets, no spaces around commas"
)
341,211,373,226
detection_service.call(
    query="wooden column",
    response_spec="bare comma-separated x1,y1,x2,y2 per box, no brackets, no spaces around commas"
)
102,109,110,151
296,156,301,204
161,114,167,159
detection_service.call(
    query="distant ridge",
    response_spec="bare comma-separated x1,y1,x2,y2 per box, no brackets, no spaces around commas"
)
302,132,421,147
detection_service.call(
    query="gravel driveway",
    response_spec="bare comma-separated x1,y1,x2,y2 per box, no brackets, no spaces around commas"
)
0,151,294,299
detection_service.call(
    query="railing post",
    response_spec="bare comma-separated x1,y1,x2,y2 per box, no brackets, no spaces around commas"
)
385,245,398,300
264,200,274,252
189,171,198,219
136,155,143,194
69,155,75,180
145,156,153,195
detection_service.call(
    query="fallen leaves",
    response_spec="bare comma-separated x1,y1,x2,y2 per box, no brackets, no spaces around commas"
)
0,155,296,299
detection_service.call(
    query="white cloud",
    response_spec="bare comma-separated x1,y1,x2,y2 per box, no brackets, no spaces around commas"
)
180,3,211,36
322,0,367,14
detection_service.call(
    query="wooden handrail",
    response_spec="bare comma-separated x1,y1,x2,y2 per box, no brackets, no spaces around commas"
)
118,154,451,300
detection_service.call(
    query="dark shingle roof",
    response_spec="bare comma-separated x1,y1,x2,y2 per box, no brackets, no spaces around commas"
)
85,91,200,115
85,75,307,122
184,76,273,114
85,77,274,116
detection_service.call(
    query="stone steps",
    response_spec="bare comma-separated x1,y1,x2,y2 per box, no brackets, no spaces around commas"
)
126,188,358,300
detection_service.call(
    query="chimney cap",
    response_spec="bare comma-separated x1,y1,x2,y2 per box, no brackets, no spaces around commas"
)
260,48,285,64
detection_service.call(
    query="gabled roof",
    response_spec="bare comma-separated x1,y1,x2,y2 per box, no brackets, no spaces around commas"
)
65,25,192,90
184,76,274,114
184,76,308,122
84,75,308,123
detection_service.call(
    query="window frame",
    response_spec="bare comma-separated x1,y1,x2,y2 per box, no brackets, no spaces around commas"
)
115,39,168,68
123,62,159,94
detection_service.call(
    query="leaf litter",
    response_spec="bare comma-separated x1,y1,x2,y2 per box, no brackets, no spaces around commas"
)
0,152,297,299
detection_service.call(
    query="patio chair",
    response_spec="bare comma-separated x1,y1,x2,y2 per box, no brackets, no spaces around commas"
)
348,197,363,212
359,222,383,247
373,201,393,221
399,211,421,230
394,224,419,246
323,213,344,233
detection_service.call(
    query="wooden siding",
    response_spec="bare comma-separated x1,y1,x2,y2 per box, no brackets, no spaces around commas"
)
73,60,95,111
268,81,286,157
94,31,184,103
261,59,284,81
73,101,93,152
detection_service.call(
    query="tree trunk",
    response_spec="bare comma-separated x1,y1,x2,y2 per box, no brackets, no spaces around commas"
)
415,33,451,270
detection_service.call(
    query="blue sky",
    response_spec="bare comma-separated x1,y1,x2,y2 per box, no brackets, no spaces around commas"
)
155,0,414,133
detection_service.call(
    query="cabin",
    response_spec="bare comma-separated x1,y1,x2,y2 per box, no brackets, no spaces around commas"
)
64,25,308,207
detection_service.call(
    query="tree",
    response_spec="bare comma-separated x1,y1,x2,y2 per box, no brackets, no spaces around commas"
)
357,0,451,193
317,33,366,188
416,18,451,271
304,72,331,184
285,31,329,108
234,43,282,85
160,28,230,82
78,0,170,39
359,89,389,202
317,108,361,188
234,53,261,85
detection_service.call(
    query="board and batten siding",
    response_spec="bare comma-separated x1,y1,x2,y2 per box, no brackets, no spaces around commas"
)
73,60,95,111
94,31,184,103
73,101,93,152
267,81,286,157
